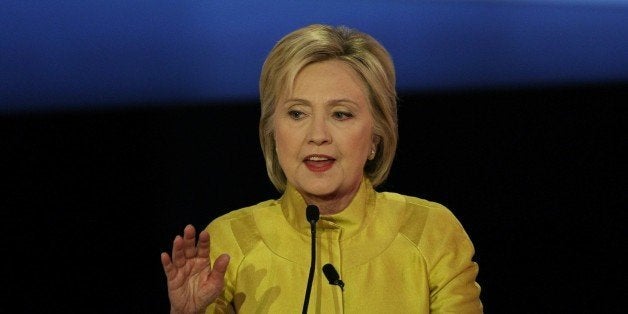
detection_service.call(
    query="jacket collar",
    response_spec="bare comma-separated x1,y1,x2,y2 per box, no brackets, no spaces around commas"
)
279,177,376,240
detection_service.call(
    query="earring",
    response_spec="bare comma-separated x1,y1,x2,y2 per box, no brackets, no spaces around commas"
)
368,148,376,160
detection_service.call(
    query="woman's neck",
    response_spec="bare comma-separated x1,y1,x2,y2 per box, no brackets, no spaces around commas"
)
300,183,361,216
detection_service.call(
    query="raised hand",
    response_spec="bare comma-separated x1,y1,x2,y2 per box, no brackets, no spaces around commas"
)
161,224,230,314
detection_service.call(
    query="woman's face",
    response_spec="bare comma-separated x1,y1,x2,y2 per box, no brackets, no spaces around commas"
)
273,60,375,209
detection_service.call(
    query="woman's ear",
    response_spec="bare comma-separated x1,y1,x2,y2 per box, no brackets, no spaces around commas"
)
369,135,381,160
372,134,381,148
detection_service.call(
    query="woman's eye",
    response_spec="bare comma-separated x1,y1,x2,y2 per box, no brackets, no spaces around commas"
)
333,111,353,120
288,110,304,120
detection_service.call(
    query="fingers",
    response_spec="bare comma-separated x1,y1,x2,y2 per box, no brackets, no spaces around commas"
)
160,252,174,275
170,234,187,268
183,224,198,258
163,225,215,277
213,254,230,275
207,254,230,288
169,225,207,268
196,230,210,258
162,225,231,304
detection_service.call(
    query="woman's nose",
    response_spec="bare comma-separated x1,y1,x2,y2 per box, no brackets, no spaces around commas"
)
307,116,331,145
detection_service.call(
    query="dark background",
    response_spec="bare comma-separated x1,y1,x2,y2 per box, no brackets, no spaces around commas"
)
3,1,628,313
6,83,626,313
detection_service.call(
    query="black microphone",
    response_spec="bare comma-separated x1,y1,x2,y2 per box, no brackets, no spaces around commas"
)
322,263,345,291
302,205,320,314
306,204,320,224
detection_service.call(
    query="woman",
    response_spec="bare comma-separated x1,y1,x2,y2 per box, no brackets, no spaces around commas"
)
161,24,483,313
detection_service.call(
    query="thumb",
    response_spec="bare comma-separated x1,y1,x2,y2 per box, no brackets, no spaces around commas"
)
211,254,230,279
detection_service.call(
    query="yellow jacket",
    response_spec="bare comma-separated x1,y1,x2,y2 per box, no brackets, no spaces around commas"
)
206,178,482,313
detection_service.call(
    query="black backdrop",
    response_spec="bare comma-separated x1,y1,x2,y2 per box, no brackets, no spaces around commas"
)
5,83,626,313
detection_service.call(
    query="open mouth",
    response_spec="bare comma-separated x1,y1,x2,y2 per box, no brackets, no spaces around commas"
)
304,155,335,172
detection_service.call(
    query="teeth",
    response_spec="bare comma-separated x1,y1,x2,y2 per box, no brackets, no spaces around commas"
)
308,156,328,161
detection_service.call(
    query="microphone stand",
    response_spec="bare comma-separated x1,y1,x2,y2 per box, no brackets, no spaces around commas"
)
302,205,319,314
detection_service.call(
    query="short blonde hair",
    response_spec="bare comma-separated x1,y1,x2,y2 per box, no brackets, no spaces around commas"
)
259,24,398,191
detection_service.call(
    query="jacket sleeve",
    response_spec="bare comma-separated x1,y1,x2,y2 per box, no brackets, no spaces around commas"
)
203,216,241,314
420,203,483,313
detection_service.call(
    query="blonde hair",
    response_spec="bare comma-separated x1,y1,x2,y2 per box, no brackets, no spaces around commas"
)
259,24,398,191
